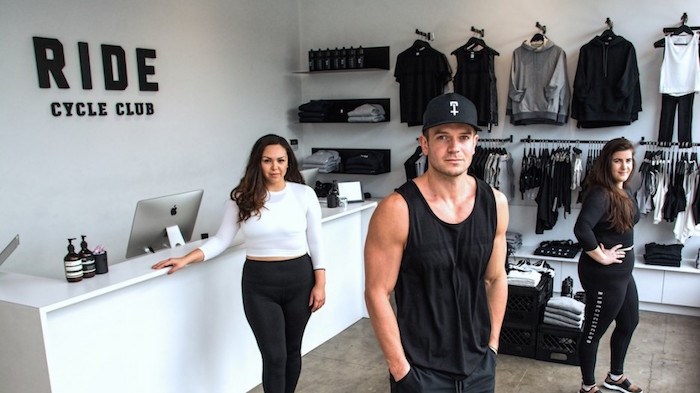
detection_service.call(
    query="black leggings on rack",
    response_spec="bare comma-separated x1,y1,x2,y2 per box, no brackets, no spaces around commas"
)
577,264,639,386
658,93,694,144
242,255,315,393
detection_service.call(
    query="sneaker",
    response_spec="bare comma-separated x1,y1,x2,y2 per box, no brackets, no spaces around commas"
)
603,374,643,393
579,386,599,393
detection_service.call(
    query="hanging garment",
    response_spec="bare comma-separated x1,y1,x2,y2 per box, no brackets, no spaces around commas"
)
571,35,642,128
659,33,700,96
507,39,570,125
452,44,499,130
658,33,700,143
395,40,452,126
403,146,424,180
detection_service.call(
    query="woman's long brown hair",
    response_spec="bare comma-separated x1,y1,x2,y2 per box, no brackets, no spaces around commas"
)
230,134,303,222
585,137,636,232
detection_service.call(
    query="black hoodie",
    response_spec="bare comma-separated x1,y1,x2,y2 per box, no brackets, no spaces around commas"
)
571,35,642,128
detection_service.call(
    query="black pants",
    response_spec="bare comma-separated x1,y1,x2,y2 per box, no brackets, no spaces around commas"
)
390,350,497,393
242,255,314,393
658,93,694,144
577,267,639,386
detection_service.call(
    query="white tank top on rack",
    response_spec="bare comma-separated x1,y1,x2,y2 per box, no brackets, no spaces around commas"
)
659,33,700,96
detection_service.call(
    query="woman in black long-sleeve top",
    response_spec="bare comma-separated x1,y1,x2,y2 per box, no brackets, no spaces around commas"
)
573,138,643,393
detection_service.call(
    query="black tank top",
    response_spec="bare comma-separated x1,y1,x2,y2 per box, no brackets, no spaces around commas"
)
395,177,497,378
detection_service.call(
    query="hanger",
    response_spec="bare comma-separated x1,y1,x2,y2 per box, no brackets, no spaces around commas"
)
413,28,434,51
599,17,616,42
654,13,700,48
530,22,547,48
453,26,500,56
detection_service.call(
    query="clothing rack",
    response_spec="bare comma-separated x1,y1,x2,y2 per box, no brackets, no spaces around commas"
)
605,17,614,30
471,26,484,37
415,28,434,41
480,135,513,143
639,137,700,148
520,136,608,144
662,12,700,33
535,22,546,35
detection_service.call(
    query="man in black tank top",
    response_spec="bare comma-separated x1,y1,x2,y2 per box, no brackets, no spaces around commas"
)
365,93,509,392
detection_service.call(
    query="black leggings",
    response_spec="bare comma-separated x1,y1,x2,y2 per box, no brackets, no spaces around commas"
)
578,266,639,386
242,255,315,393
658,93,694,144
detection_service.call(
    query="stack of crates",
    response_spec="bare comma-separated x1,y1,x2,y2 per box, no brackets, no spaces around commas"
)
499,273,553,358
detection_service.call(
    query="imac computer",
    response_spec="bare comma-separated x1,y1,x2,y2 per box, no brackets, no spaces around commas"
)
125,189,204,259
300,167,319,187
0,235,20,267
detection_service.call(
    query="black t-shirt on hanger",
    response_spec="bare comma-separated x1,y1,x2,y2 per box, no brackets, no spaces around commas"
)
395,41,452,126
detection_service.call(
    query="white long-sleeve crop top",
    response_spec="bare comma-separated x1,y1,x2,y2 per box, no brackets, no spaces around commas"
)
198,182,325,269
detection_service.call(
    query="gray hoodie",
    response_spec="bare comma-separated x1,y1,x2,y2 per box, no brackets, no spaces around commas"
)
507,39,570,125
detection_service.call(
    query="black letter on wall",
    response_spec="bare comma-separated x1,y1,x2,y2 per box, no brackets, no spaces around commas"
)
78,42,92,90
136,48,158,92
33,37,69,89
101,44,128,90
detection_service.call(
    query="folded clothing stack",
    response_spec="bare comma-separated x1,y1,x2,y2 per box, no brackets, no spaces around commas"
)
303,150,341,173
543,296,585,329
644,242,682,267
298,101,332,122
507,270,542,287
347,104,385,123
506,231,523,253
343,150,386,174
534,239,581,259
507,259,555,287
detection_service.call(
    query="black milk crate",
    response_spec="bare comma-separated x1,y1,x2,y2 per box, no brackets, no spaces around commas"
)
499,323,537,358
505,274,553,327
536,324,582,366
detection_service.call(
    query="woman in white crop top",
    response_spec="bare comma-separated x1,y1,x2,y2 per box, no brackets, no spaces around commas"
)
153,134,325,393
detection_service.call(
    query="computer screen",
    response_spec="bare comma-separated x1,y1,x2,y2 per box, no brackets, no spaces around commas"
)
125,189,203,258
300,167,319,187
0,235,19,267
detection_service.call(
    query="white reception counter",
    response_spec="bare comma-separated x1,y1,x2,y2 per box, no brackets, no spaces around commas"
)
0,201,377,393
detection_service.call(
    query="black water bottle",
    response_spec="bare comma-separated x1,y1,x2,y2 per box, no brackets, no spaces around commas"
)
561,276,574,298
327,180,340,208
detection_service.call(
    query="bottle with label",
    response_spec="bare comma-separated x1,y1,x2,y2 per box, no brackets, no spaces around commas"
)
347,47,356,69
79,235,96,278
356,46,365,68
327,180,340,208
322,48,331,70
308,50,315,71
314,49,323,71
64,238,83,283
331,47,340,70
339,47,347,69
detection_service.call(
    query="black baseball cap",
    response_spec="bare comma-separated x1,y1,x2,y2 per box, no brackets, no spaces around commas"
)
422,93,482,132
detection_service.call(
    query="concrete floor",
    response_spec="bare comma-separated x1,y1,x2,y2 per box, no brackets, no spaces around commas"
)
249,311,700,392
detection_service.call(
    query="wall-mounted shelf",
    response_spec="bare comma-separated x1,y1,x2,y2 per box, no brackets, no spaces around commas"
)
311,147,390,175
299,98,390,123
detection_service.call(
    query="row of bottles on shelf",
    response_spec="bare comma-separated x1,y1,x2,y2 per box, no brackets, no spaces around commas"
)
308,47,365,71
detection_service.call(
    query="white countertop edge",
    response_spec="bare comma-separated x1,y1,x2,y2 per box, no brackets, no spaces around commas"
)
0,201,378,312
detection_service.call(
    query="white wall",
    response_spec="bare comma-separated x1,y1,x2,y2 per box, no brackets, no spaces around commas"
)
0,0,303,278
3,0,700,279
297,0,700,257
